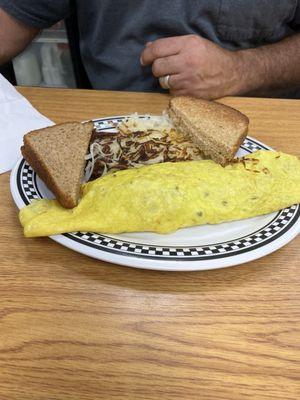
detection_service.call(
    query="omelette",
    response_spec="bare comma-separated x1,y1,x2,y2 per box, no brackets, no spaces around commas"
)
19,150,300,237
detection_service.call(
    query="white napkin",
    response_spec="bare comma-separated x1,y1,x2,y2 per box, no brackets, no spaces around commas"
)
0,73,54,174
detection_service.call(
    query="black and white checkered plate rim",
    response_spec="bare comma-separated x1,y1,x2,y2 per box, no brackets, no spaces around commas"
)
16,116,300,262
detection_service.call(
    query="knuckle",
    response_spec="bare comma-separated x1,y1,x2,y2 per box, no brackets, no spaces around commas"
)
151,43,161,59
188,34,201,46
152,59,162,77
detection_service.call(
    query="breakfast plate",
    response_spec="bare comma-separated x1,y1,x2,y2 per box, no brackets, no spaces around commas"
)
10,116,300,271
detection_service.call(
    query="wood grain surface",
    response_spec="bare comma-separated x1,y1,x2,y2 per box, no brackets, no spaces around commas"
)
0,87,299,400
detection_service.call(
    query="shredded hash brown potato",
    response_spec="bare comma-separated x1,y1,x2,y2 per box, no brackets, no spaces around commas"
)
118,112,173,133
85,115,203,181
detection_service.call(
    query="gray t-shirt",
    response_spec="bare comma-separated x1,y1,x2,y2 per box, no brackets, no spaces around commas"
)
0,0,299,93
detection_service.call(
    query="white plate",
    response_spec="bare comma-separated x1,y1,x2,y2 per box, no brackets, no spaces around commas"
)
10,116,300,271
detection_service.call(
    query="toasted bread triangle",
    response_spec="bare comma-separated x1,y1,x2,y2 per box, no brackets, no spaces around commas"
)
168,96,249,165
21,121,93,208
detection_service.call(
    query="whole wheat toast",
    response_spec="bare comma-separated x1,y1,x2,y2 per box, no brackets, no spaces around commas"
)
21,121,93,208
168,96,249,165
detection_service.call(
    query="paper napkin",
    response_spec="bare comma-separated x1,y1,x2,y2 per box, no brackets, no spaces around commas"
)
0,73,53,174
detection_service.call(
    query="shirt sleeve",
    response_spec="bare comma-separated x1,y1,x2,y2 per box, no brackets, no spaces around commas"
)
290,2,300,30
0,0,70,29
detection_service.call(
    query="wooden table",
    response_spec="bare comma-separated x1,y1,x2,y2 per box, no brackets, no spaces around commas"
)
0,87,299,400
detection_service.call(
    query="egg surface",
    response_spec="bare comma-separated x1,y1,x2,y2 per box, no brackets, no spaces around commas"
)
19,150,300,237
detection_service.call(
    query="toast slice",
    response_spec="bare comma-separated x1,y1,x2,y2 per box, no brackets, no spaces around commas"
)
168,96,249,165
21,121,93,208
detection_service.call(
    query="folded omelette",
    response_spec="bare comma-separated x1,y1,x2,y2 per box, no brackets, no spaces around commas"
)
19,150,300,237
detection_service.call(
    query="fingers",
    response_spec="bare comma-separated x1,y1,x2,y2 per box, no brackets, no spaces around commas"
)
168,75,209,98
169,80,213,100
140,34,231,99
151,55,182,77
167,74,185,91
141,37,182,66
170,87,190,96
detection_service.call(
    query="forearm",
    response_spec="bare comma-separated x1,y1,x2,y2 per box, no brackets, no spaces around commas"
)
235,33,300,96
0,8,39,65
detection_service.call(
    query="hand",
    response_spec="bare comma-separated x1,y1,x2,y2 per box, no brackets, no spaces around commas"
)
140,35,243,99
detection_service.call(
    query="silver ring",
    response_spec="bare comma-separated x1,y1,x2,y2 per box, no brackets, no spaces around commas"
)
159,75,171,90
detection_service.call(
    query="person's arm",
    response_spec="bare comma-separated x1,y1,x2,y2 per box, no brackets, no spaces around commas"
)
0,7,40,65
236,33,300,97
140,33,300,99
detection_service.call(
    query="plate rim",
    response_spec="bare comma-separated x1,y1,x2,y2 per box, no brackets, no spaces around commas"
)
10,115,300,271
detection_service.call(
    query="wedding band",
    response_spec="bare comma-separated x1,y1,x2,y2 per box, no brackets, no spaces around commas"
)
159,75,171,90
